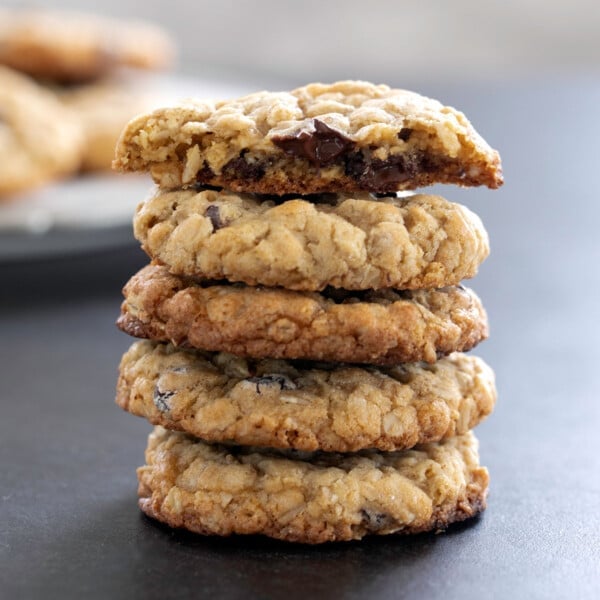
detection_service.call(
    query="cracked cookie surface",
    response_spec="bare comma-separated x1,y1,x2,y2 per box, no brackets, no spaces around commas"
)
117,341,496,452
138,427,489,543
114,80,502,193
133,189,489,291
0,66,83,196
118,265,488,364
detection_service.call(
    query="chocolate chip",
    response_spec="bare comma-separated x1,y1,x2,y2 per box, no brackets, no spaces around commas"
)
195,163,216,184
398,127,413,141
223,151,266,181
360,509,394,531
246,374,297,394
153,387,175,412
205,205,224,231
272,119,355,167
344,151,426,192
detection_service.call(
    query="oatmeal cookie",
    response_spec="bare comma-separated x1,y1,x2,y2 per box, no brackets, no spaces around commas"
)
114,80,502,193
133,189,489,291
62,80,156,171
0,66,83,196
117,341,496,452
0,9,174,83
118,265,488,364
138,427,489,543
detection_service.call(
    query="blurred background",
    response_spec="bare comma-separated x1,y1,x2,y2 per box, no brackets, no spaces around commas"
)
3,0,600,84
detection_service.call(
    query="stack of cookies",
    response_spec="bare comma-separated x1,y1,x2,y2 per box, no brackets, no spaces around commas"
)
113,81,502,543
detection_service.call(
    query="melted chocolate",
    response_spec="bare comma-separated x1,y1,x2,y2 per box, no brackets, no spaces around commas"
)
195,163,215,183
344,151,440,191
194,119,450,192
223,151,266,181
272,119,354,167
398,127,413,141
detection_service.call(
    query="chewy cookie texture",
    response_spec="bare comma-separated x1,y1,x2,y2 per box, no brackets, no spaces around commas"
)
138,427,489,544
114,81,503,193
117,341,496,453
133,188,489,291
118,265,488,365
114,80,500,542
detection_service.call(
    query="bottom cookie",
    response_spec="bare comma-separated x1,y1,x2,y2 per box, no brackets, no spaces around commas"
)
138,427,488,544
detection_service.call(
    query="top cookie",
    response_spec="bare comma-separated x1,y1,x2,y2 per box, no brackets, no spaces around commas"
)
0,9,174,83
113,80,503,193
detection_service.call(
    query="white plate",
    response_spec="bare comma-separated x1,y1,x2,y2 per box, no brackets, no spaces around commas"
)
0,74,253,263
0,174,151,261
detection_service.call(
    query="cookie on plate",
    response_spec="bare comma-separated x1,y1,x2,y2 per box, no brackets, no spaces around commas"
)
118,265,488,364
61,80,156,171
133,189,489,291
138,427,489,543
114,80,503,193
117,341,496,452
0,9,174,83
0,66,83,196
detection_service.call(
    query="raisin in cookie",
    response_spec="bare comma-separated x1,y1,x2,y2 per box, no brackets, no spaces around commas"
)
114,80,502,193
117,341,496,452
118,265,488,364
0,9,174,83
138,427,488,543
133,189,489,291
0,66,83,196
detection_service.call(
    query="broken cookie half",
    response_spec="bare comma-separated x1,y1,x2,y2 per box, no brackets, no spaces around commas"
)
113,80,503,193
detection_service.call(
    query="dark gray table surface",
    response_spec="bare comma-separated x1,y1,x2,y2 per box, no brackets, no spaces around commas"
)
2,77,599,600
